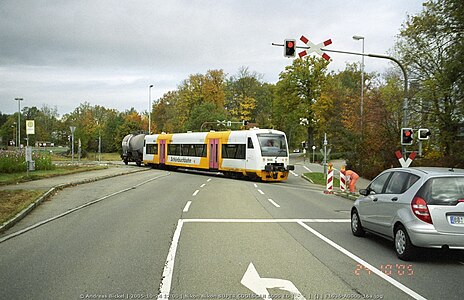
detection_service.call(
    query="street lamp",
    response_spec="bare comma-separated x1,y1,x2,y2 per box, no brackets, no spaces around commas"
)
353,35,365,175
14,98,23,148
352,35,365,135
148,84,154,134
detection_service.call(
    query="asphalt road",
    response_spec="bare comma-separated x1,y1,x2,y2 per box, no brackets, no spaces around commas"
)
1,164,463,300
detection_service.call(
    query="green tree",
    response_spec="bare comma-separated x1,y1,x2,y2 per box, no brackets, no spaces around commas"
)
185,102,227,131
274,56,330,149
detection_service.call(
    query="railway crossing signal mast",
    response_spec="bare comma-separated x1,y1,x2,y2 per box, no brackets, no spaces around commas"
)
273,34,412,157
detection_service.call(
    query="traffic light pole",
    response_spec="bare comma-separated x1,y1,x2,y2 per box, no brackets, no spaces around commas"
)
320,48,408,128
322,48,409,159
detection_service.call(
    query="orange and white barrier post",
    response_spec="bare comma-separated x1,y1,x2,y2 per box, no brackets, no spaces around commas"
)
340,165,346,192
325,163,334,194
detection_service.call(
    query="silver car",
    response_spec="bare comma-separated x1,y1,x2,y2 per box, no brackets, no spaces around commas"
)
351,167,464,260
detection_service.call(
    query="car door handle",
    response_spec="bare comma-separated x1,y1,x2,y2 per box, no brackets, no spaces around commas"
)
391,197,398,202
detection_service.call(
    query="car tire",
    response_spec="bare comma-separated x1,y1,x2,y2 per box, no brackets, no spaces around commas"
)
351,209,365,237
394,225,416,261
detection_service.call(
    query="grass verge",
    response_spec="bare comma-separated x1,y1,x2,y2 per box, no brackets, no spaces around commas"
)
303,172,340,187
0,165,108,186
0,190,45,224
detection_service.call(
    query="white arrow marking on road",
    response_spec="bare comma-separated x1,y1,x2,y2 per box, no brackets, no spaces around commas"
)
241,262,306,300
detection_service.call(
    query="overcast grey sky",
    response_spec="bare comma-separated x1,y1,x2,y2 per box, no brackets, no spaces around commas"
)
0,0,424,116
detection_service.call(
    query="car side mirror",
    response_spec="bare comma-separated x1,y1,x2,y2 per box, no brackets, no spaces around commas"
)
359,189,370,196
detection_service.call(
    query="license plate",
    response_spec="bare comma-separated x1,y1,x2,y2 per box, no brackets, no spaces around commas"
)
449,216,464,224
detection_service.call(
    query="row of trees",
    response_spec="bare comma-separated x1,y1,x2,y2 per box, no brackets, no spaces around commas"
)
0,104,145,155
0,0,462,176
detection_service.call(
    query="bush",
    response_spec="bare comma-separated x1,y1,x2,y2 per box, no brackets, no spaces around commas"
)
33,152,55,170
0,150,25,173
0,150,55,173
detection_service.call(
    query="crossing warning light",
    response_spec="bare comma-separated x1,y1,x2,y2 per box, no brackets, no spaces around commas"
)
284,39,296,57
418,128,431,140
401,128,414,145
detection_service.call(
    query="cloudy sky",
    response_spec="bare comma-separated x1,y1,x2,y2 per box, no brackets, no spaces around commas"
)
0,0,424,116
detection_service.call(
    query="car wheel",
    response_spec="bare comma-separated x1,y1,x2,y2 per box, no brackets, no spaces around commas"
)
394,225,416,261
351,209,365,237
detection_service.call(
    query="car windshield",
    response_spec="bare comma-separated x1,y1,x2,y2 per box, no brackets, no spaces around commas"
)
257,134,288,157
422,177,464,205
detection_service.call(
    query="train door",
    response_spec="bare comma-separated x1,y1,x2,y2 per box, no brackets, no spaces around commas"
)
246,136,256,170
209,139,219,169
159,140,166,164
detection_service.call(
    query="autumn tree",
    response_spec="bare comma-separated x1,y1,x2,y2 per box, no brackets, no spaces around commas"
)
395,0,464,162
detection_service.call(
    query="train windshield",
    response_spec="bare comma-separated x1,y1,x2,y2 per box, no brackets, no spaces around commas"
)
257,134,288,157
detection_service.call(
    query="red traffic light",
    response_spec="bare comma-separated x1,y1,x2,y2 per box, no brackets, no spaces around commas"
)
401,128,414,145
284,39,296,58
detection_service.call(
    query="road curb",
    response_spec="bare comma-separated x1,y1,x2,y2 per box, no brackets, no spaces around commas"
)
0,168,149,234
333,191,359,201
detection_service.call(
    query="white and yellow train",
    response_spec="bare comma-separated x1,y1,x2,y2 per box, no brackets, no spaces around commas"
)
137,128,294,181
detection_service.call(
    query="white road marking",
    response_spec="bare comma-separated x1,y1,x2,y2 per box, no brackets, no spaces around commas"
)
241,262,305,300
267,199,281,208
200,183,206,188
158,218,348,297
158,219,184,298
297,221,426,300
192,190,199,196
290,170,299,177
258,189,265,195
254,183,258,188
183,201,192,212
207,178,212,182
182,219,350,223
303,166,312,172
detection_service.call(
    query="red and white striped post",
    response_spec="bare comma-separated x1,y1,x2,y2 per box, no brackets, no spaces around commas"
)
325,163,334,194
340,165,346,192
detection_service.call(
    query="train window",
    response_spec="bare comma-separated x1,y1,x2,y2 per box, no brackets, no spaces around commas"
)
168,144,181,156
146,144,158,155
172,144,207,157
257,134,288,157
181,144,193,156
247,137,254,149
194,144,207,157
222,144,245,159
